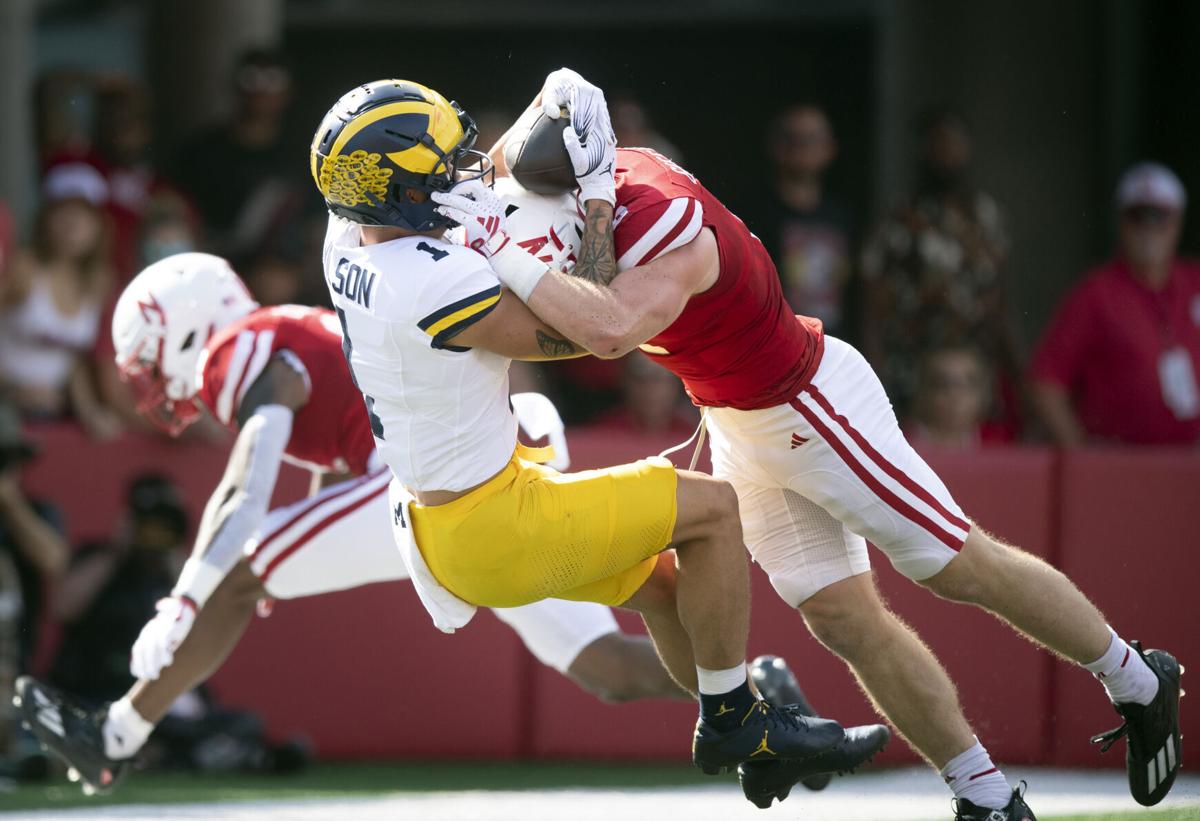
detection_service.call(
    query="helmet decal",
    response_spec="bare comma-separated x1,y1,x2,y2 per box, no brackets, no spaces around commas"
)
137,294,165,327
310,79,489,232
318,149,394,208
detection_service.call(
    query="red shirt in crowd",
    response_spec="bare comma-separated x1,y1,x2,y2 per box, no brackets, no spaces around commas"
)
1031,257,1200,445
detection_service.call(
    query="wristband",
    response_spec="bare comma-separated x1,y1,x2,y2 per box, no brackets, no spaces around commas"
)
578,179,616,207
171,557,226,608
491,242,551,301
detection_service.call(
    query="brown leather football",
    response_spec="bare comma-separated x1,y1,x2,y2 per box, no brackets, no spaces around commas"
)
504,111,576,195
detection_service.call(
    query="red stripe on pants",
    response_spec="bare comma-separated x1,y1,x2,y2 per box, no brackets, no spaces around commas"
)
251,471,381,561
259,479,390,583
806,386,971,533
790,396,964,551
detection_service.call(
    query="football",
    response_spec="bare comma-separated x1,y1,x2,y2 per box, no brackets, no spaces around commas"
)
504,110,577,195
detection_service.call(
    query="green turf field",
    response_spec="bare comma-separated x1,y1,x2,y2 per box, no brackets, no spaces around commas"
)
2,761,700,812
1,762,1198,820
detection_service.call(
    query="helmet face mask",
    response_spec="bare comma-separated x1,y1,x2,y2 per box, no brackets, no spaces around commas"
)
118,351,202,437
112,252,258,437
311,80,493,232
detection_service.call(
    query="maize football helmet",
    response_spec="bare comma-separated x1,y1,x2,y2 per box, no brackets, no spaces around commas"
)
310,79,491,232
112,252,258,435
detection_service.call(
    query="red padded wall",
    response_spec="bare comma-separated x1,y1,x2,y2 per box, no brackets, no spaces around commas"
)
209,588,530,758
1048,449,1200,766
15,423,1199,765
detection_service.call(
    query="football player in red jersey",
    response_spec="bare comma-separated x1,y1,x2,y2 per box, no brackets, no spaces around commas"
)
433,68,1182,817
14,252,711,795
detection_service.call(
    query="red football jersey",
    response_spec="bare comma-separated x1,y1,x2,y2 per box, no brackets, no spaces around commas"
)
196,305,376,474
610,148,824,410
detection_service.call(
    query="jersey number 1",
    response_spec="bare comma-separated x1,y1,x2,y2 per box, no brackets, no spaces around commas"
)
335,306,386,440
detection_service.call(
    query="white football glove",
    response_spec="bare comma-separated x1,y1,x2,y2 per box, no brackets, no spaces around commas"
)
541,68,618,205
564,126,616,206
432,179,512,259
130,596,197,681
432,180,551,301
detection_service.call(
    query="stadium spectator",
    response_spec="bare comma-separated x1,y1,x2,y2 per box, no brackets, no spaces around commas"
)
753,104,856,339
1031,162,1200,445
0,172,121,439
33,69,93,168
860,108,1022,430
243,252,305,306
137,192,199,270
48,473,187,704
47,473,307,774
906,345,1011,449
591,353,698,437
171,49,306,260
0,401,68,772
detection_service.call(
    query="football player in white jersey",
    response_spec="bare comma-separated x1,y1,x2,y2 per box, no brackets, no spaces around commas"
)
311,79,888,778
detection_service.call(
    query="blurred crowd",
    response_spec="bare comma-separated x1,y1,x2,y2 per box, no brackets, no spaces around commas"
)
1,52,1199,777
3,50,1199,451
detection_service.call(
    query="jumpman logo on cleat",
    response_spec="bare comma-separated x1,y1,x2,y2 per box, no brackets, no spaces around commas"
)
715,702,735,716
751,730,777,757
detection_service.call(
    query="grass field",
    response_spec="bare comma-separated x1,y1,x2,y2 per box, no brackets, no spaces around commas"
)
1,762,1198,820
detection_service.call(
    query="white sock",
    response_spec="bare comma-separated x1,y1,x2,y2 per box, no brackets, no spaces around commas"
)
1082,626,1159,706
103,697,154,760
696,664,748,695
940,737,1011,810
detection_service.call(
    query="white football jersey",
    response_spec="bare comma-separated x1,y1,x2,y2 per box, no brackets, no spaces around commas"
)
492,177,583,272
321,215,517,492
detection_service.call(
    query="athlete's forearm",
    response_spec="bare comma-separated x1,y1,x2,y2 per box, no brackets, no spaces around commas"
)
175,406,292,605
522,201,638,358
572,200,619,286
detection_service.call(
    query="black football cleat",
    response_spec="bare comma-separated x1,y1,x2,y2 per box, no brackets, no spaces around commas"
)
13,676,130,795
750,654,832,790
1090,641,1183,806
739,722,892,808
692,699,845,775
954,781,1036,820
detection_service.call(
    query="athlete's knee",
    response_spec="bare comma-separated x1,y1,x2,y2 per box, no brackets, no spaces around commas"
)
567,633,650,703
212,559,267,607
673,472,743,545
920,528,1008,604
799,574,891,660
636,553,678,617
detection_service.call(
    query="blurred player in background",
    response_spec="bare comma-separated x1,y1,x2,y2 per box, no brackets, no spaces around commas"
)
311,79,888,785
438,68,1183,818
15,252,723,795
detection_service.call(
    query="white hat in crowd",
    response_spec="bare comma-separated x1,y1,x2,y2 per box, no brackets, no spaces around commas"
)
42,162,110,206
1115,162,1186,211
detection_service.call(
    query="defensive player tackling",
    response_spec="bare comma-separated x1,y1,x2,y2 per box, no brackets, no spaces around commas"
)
428,68,1183,819
310,78,892,782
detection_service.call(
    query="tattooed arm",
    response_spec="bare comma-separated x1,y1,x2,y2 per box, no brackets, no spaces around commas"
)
510,200,718,359
449,289,586,362
571,201,618,286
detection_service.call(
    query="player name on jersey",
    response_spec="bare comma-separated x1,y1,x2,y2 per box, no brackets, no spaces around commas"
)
329,258,379,309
